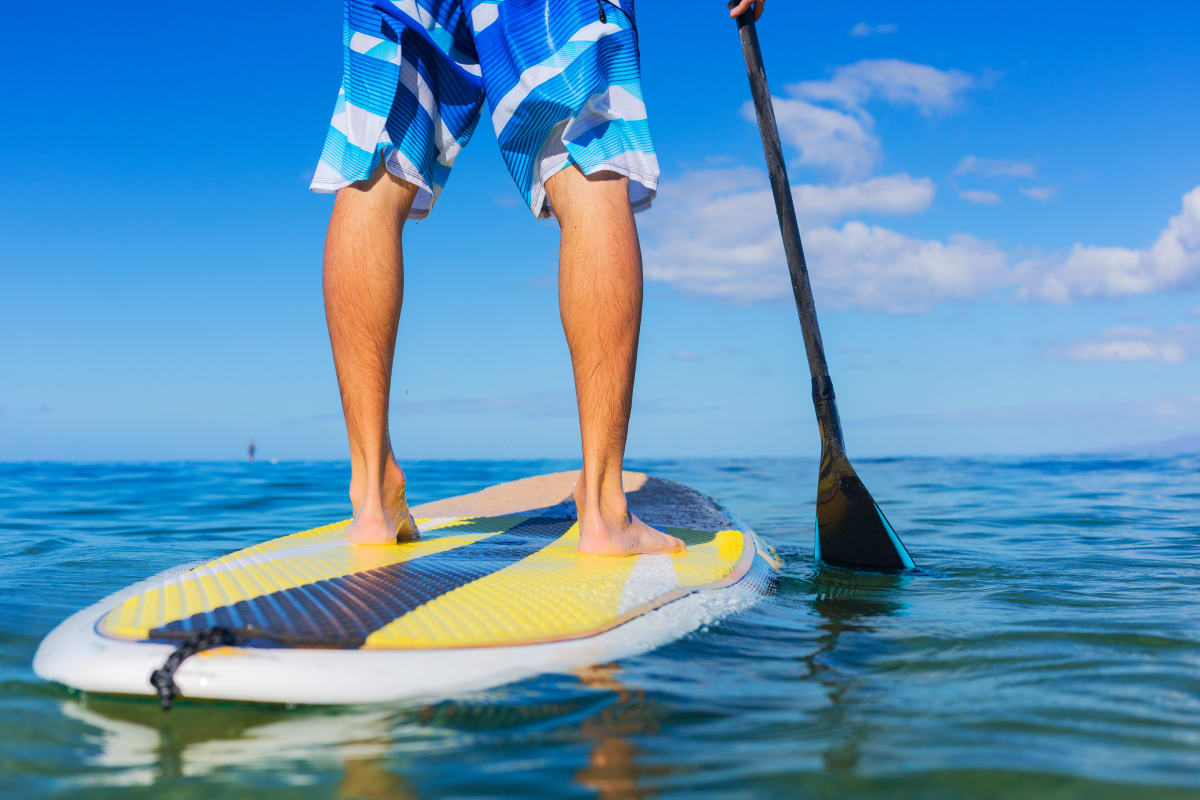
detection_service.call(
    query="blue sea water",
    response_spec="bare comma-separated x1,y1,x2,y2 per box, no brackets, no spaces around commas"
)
2,456,1199,798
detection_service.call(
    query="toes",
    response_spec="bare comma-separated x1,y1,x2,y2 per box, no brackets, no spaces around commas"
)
651,532,686,554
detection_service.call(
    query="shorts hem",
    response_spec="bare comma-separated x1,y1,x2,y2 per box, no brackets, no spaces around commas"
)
529,153,659,221
309,151,437,221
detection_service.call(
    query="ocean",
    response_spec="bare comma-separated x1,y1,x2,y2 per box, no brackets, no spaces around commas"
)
2,456,1198,798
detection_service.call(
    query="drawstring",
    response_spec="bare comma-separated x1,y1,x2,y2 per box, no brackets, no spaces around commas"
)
597,1,638,46
149,627,241,710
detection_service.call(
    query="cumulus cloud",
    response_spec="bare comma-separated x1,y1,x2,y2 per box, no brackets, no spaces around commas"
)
648,167,933,229
1020,185,1056,202
649,55,1197,314
803,224,1009,312
645,164,1200,313
795,173,936,219
747,97,879,178
850,22,898,37
790,59,975,117
959,189,1002,205
1052,325,1198,363
755,60,977,178
954,156,1037,178
642,167,1008,312
1019,187,1200,301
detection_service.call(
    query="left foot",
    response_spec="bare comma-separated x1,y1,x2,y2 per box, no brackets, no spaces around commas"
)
347,461,419,545
345,505,418,545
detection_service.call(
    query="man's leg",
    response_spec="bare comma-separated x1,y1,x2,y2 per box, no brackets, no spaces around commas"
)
323,165,419,545
546,166,685,556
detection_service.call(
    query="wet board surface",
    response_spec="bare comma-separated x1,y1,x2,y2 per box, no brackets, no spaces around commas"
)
34,471,779,705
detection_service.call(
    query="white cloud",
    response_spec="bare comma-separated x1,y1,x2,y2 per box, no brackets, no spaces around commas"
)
672,350,702,361
954,155,1037,178
790,59,975,116
642,168,1005,313
647,169,1200,313
650,56,1197,314
1052,325,1198,363
849,22,898,37
795,173,936,219
959,189,1002,205
1019,187,1200,301
755,60,978,178
746,97,878,178
804,224,1009,312
1020,185,1056,202
649,167,933,229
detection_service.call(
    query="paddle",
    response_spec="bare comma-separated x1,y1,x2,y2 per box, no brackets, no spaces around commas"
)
729,4,915,571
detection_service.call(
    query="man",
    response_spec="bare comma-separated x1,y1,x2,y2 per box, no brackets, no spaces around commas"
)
312,0,765,553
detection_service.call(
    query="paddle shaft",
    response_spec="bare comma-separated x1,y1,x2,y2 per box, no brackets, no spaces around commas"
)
731,7,847,454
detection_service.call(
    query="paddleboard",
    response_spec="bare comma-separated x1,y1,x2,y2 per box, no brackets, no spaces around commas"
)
34,471,779,705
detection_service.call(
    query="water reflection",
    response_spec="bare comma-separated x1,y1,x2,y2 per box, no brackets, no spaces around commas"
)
62,698,400,789
574,664,660,800
62,662,662,797
804,567,911,776
339,757,420,799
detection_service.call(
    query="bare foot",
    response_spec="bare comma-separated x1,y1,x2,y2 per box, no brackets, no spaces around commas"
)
345,507,418,545
574,480,685,556
347,461,419,545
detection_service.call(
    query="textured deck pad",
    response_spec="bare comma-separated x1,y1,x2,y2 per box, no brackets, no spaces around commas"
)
99,506,749,651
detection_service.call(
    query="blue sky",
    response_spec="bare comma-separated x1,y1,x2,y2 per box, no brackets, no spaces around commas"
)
2,1,1198,461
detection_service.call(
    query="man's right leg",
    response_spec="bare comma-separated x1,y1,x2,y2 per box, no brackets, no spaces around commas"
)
323,164,419,545
546,166,684,556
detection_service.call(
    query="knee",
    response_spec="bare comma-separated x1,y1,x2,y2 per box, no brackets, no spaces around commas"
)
546,166,632,226
334,166,420,227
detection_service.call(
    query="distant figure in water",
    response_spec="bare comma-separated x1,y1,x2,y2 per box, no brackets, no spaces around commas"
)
248,439,256,463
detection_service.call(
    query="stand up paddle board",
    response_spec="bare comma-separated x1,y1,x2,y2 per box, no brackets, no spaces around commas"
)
34,471,779,706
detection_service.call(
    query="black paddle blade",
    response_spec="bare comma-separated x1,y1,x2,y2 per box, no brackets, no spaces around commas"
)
815,449,915,571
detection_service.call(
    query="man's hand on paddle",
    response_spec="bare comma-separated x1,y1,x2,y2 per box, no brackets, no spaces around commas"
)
728,0,765,21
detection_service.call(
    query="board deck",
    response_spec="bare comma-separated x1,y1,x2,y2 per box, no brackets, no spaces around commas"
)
34,471,779,705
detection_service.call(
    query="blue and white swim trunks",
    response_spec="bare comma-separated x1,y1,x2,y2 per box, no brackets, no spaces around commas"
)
311,0,658,220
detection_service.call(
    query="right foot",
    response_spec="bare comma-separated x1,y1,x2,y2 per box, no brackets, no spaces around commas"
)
574,481,685,556
577,510,685,556
347,462,419,545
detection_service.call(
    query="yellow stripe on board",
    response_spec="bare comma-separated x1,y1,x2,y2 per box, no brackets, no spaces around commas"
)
99,516,487,640
365,522,650,648
206,519,356,566
669,528,746,588
100,514,751,650
362,524,744,649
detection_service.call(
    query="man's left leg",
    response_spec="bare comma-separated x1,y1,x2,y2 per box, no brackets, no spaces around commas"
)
323,165,420,545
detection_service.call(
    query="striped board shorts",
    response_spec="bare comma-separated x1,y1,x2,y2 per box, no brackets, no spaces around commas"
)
310,0,658,220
